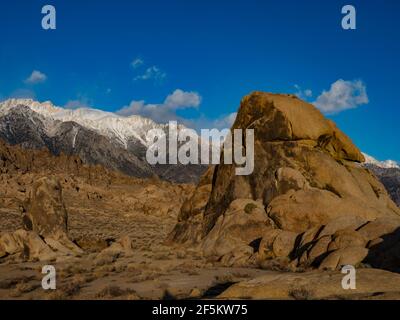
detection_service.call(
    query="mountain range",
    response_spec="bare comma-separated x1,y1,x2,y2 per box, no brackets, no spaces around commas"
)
0,99,206,183
362,152,399,169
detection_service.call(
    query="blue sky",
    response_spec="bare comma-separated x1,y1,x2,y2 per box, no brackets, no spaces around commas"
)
0,0,399,161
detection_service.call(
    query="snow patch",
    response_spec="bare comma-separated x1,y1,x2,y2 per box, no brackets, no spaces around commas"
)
363,152,399,169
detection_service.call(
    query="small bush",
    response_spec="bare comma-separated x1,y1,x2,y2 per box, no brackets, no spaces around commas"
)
96,285,137,299
288,287,313,300
244,203,257,214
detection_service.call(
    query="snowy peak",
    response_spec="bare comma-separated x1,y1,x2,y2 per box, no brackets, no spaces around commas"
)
0,98,207,183
362,152,400,169
0,98,170,147
0,98,60,115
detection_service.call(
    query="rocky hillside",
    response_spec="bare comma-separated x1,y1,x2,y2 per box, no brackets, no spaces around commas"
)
0,99,207,183
0,136,193,247
170,92,400,273
0,137,132,183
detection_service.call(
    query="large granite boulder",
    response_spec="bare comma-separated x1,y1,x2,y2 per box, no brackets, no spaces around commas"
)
169,92,400,270
218,269,400,300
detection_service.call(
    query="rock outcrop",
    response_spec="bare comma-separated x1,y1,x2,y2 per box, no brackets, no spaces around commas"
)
0,138,193,264
218,268,400,300
167,165,214,244
22,177,68,238
169,92,400,271
0,177,83,261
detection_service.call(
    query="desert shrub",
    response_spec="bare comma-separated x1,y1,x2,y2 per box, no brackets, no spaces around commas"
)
244,203,257,214
96,285,137,299
288,287,314,300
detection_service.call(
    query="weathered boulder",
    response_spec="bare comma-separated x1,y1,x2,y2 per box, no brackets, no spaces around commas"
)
200,92,400,235
271,231,298,258
201,199,273,266
95,236,134,265
0,176,83,262
357,217,400,241
303,235,331,266
12,229,57,261
327,229,366,251
0,229,57,261
0,232,20,255
167,166,214,244
257,229,283,261
178,184,212,222
318,246,369,270
257,219,372,271
22,176,68,238
44,233,83,256
169,92,400,270
0,228,84,262
218,269,400,300
318,216,367,238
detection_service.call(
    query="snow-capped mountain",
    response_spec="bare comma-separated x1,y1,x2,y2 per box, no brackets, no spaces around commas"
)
362,153,400,207
0,99,170,148
0,99,207,182
362,152,400,169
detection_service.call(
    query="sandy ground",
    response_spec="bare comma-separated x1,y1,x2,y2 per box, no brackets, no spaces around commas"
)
0,172,271,300
2,172,400,300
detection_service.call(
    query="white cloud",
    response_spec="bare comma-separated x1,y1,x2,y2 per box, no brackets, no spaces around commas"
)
304,89,313,97
117,89,239,133
131,58,144,69
117,89,201,123
313,79,368,114
294,84,313,99
134,66,166,82
164,89,201,109
25,70,47,84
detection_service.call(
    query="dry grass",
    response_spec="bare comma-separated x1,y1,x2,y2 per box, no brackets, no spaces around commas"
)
96,285,138,299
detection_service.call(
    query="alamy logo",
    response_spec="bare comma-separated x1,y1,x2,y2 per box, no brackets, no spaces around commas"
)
41,5,56,30
42,265,56,290
145,121,254,175
341,265,356,290
341,5,356,30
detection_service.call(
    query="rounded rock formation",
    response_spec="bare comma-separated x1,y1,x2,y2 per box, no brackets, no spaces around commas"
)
169,91,400,270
